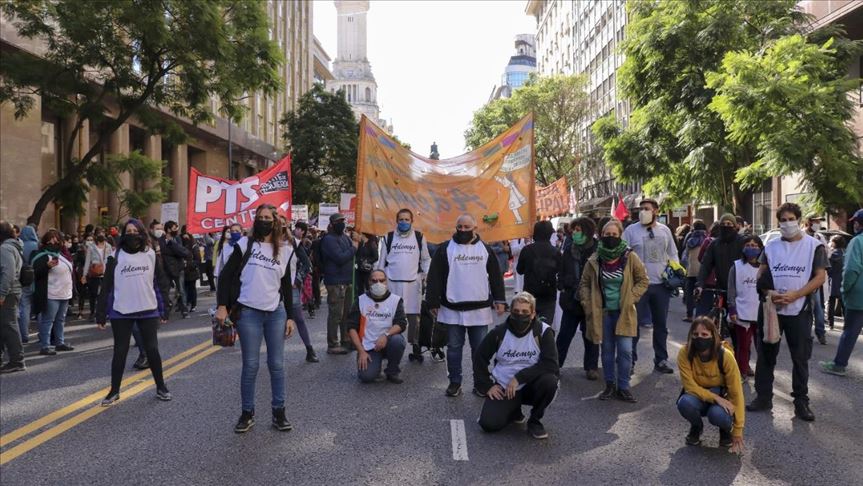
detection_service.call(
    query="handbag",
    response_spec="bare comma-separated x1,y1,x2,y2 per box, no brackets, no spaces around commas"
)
88,262,105,278
211,309,238,347
762,291,781,344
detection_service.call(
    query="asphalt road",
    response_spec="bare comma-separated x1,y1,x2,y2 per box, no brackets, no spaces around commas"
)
1,283,861,486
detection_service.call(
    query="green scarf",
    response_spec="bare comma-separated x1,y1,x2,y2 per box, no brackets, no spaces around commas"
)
597,239,627,261
571,231,587,246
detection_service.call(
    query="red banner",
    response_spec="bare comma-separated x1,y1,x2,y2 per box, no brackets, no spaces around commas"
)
536,176,569,219
186,155,293,233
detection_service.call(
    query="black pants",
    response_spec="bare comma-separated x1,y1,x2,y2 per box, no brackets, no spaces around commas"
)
184,280,197,309
87,277,102,315
828,295,843,327
755,309,812,404
200,261,215,290
478,373,559,431
312,269,322,308
557,308,599,369
110,318,165,394
535,296,556,325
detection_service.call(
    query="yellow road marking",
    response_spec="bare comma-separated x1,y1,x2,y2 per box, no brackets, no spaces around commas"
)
0,345,221,465
0,340,212,448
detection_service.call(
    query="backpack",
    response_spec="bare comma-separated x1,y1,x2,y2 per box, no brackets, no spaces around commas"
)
525,251,558,298
18,247,34,287
385,230,424,274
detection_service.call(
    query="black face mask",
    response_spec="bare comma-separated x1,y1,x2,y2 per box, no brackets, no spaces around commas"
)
46,243,62,253
253,219,274,238
510,314,532,334
454,230,474,244
601,236,621,249
121,234,145,253
333,222,346,234
691,337,713,353
719,226,737,243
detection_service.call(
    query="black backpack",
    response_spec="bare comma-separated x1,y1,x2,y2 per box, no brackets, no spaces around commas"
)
384,230,424,274
18,248,34,287
525,252,558,298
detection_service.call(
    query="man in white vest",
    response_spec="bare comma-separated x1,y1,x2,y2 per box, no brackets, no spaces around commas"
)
473,292,560,440
347,270,408,384
748,203,827,422
426,214,506,398
377,208,431,362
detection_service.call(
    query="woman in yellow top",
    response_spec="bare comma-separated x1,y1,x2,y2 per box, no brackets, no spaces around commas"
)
677,317,745,454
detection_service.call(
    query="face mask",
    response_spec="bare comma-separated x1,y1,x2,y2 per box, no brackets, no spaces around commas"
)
229,232,242,244
742,247,761,260
253,219,274,238
121,234,145,253
779,221,800,239
370,282,387,297
333,222,346,234
454,230,474,244
96,235,106,243
601,236,621,249
719,225,737,242
691,336,713,353
571,231,587,245
397,221,411,233
639,209,654,226
809,223,821,232
47,243,61,252
510,314,532,333
153,230,165,239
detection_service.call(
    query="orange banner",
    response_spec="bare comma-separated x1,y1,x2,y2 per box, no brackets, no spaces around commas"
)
536,176,569,219
355,115,536,243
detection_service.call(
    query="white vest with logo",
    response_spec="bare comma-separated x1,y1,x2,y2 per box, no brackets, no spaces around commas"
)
492,323,549,390
358,293,400,351
112,249,158,315
765,234,822,316
445,240,490,304
385,232,421,282
733,260,759,322
237,237,291,312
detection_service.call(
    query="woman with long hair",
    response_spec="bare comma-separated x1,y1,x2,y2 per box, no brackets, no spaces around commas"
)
727,235,764,378
214,223,243,283
677,316,745,454
96,219,171,405
31,229,76,355
216,205,296,433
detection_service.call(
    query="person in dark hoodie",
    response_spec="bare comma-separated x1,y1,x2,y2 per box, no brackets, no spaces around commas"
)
681,220,708,322
0,221,26,373
473,292,560,440
517,220,561,324
320,213,358,354
696,214,743,336
17,225,38,343
158,221,190,318
556,217,599,378
426,214,506,398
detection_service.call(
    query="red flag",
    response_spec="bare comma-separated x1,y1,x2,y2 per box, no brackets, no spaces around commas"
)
614,193,629,221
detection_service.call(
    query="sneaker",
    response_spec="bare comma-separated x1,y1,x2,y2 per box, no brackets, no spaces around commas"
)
0,362,26,374
182,312,190,319
133,354,150,370
685,425,703,446
472,387,487,398
234,410,255,433
511,409,527,425
39,348,57,356
156,388,173,401
445,383,462,397
189,306,197,313
305,346,319,363
817,334,827,345
55,343,74,352
586,369,599,381
616,389,637,403
431,349,445,362
746,396,773,412
719,428,733,448
527,419,549,440
819,361,847,376
640,322,653,329
408,344,424,363
794,402,815,422
654,361,674,374
599,383,616,401
101,393,120,407
326,346,348,355
386,374,404,385
272,407,293,431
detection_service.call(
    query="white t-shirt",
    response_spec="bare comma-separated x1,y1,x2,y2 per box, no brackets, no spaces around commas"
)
47,254,74,300
357,293,401,351
112,249,158,314
236,237,292,312
491,323,549,390
622,222,679,284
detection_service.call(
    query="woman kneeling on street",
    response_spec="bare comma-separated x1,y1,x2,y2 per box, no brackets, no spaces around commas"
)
473,292,560,440
677,316,745,454
216,204,296,434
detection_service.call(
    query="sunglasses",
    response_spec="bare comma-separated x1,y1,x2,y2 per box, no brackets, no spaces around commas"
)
647,227,655,239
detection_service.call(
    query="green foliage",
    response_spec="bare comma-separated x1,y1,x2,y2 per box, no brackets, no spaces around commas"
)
593,0,862,213
0,0,282,224
282,84,359,204
465,74,590,186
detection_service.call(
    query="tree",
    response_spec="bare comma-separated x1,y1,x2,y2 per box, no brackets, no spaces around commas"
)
0,0,282,226
104,151,173,224
592,0,861,213
282,84,359,204
465,74,590,186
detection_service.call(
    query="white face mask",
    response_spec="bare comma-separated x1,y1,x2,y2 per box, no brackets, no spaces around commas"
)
639,209,654,225
809,223,821,232
370,282,387,297
779,221,801,239
153,229,165,239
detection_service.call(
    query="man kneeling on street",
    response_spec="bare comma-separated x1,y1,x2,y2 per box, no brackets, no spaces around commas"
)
348,270,408,384
473,292,560,439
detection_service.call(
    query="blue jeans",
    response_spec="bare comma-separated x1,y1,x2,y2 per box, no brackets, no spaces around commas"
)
38,299,68,349
557,309,599,369
17,286,32,341
677,387,733,432
446,324,487,385
237,304,287,412
812,291,826,338
601,311,634,390
358,334,406,382
633,284,671,365
834,309,863,368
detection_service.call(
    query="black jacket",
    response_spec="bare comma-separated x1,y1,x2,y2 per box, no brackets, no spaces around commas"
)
159,235,190,279
558,239,596,315
697,236,743,291
516,240,561,299
425,236,506,311
472,317,559,394
216,240,294,316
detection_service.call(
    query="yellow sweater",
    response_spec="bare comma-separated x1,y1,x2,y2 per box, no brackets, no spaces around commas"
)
677,345,745,438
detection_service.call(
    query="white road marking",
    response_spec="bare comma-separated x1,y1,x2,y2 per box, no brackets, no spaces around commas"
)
449,419,469,461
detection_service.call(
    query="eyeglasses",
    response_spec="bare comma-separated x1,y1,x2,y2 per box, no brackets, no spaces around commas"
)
647,227,655,239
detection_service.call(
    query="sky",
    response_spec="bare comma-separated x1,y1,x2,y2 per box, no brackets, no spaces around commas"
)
313,0,536,159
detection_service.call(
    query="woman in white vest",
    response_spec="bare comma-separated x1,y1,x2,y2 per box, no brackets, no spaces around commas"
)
347,269,408,383
727,235,764,379
473,292,560,440
376,208,431,362
747,203,827,422
95,219,171,406
216,205,296,433
426,214,507,398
